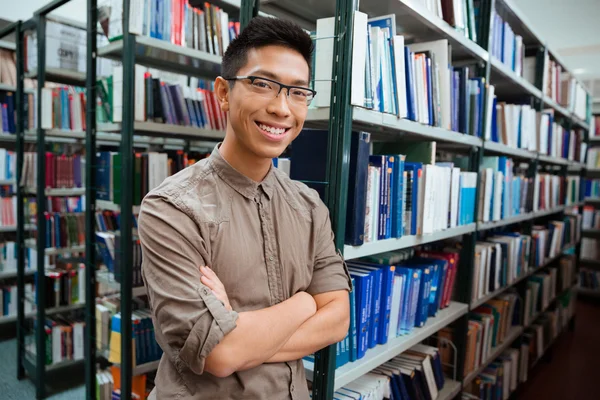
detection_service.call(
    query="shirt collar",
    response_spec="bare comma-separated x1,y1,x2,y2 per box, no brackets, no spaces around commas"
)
209,144,275,200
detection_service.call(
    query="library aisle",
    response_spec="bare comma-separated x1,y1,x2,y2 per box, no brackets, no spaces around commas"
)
520,298,600,400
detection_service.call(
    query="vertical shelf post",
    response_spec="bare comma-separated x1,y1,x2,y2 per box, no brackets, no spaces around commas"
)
34,13,48,400
85,0,98,398
120,0,136,398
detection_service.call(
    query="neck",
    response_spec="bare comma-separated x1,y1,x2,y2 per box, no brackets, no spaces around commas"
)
219,133,272,183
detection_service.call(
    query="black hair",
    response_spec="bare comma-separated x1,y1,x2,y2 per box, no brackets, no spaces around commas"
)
221,16,314,79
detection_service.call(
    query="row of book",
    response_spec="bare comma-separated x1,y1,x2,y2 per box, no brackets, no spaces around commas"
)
489,102,586,161
27,317,86,366
542,53,588,120
581,238,598,261
96,365,151,400
327,247,459,367
332,344,446,400
0,241,19,275
463,292,520,377
35,262,86,309
0,148,16,181
37,87,87,131
96,232,144,288
0,196,16,227
462,347,521,400
33,212,85,251
523,269,558,327
477,156,527,222
579,268,600,291
96,150,208,206
490,9,524,76
0,92,16,134
0,49,17,87
95,210,140,235
317,14,482,135
102,68,227,132
291,131,476,246
21,152,85,190
24,197,85,226
587,149,600,169
25,19,112,77
471,233,531,304
585,179,600,199
107,0,239,57
583,206,600,229
1,284,34,318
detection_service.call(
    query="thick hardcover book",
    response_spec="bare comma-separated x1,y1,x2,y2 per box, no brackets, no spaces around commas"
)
345,131,371,246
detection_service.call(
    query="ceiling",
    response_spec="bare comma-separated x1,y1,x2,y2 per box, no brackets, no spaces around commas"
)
515,0,600,98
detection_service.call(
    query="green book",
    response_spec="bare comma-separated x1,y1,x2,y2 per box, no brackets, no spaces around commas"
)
112,153,122,205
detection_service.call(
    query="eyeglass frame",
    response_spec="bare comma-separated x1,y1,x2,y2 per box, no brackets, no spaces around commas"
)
222,75,317,105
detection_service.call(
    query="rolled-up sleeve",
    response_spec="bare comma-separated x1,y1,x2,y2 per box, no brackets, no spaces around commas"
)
138,194,238,377
306,200,353,296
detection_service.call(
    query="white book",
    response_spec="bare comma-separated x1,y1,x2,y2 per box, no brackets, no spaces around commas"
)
381,29,395,114
371,166,381,242
392,36,408,118
484,86,495,140
450,167,460,228
388,275,402,339
314,17,335,108
422,165,436,234
112,65,123,123
220,11,230,53
73,322,85,360
52,325,62,364
483,168,493,222
351,12,368,108
129,0,144,35
135,65,146,122
370,26,383,113
41,88,53,129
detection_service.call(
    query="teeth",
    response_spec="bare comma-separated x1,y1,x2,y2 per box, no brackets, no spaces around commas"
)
258,123,286,135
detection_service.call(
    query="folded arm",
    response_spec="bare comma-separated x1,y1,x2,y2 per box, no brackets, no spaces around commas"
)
138,196,316,381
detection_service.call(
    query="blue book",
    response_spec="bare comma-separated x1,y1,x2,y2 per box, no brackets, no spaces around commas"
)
349,265,381,348
349,271,370,359
345,132,371,245
385,155,395,239
396,267,422,333
404,46,416,121
348,279,357,361
412,257,445,316
391,155,406,238
96,152,112,201
406,264,432,327
350,261,395,345
404,162,422,235
369,155,389,240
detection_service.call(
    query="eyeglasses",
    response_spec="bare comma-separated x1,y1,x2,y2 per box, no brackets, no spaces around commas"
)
224,75,317,106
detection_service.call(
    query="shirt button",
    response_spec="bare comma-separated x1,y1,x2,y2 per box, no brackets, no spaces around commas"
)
291,385,295,392
202,288,210,296
269,256,274,261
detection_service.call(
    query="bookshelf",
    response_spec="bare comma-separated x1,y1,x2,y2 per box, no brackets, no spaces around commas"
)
1,0,587,398
0,3,93,398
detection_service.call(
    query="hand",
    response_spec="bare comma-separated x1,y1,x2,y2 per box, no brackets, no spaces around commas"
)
200,266,233,311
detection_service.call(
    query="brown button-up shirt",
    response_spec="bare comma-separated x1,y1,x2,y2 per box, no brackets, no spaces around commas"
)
138,145,352,399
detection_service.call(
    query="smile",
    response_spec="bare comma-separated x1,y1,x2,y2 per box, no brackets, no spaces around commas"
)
255,121,291,140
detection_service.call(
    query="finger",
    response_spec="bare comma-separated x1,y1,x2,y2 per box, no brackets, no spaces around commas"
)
200,275,215,289
202,266,219,281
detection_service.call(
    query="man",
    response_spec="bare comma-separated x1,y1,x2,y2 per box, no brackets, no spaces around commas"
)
138,16,352,400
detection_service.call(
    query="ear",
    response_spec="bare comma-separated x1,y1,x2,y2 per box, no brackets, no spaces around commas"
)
214,76,230,113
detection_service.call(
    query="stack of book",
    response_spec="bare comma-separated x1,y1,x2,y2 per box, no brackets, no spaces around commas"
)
21,152,85,190
462,292,520,377
443,0,478,42
0,91,16,134
579,268,600,291
0,241,21,274
557,255,577,291
471,233,532,304
523,310,560,365
533,173,562,212
96,233,144,288
587,149,600,169
101,68,226,132
544,57,564,105
585,179,600,198
490,10,524,75
462,348,521,400
106,0,239,57
524,269,558,325
27,317,86,366
323,248,459,368
0,148,16,181
489,103,537,151
35,212,85,250
581,238,599,260
334,344,447,400
531,221,564,267
291,130,477,247
316,13,484,135
565,176,582,206
478,156,531,222
583,205,600,229
37,262,86,308
561,75,588,120
37,87,87,131
96,150,209,207
562,214,582,246
1,283,34,318
0,48,17,86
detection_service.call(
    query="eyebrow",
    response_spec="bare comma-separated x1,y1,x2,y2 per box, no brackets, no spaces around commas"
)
251,69,309,87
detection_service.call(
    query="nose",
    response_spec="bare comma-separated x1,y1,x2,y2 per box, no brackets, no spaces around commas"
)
266,88,292,118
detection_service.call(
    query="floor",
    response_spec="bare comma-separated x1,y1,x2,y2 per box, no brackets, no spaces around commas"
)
0,299,598,399
520,297,600,400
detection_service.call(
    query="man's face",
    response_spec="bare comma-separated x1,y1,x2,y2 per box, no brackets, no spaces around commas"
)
219,45,310,160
